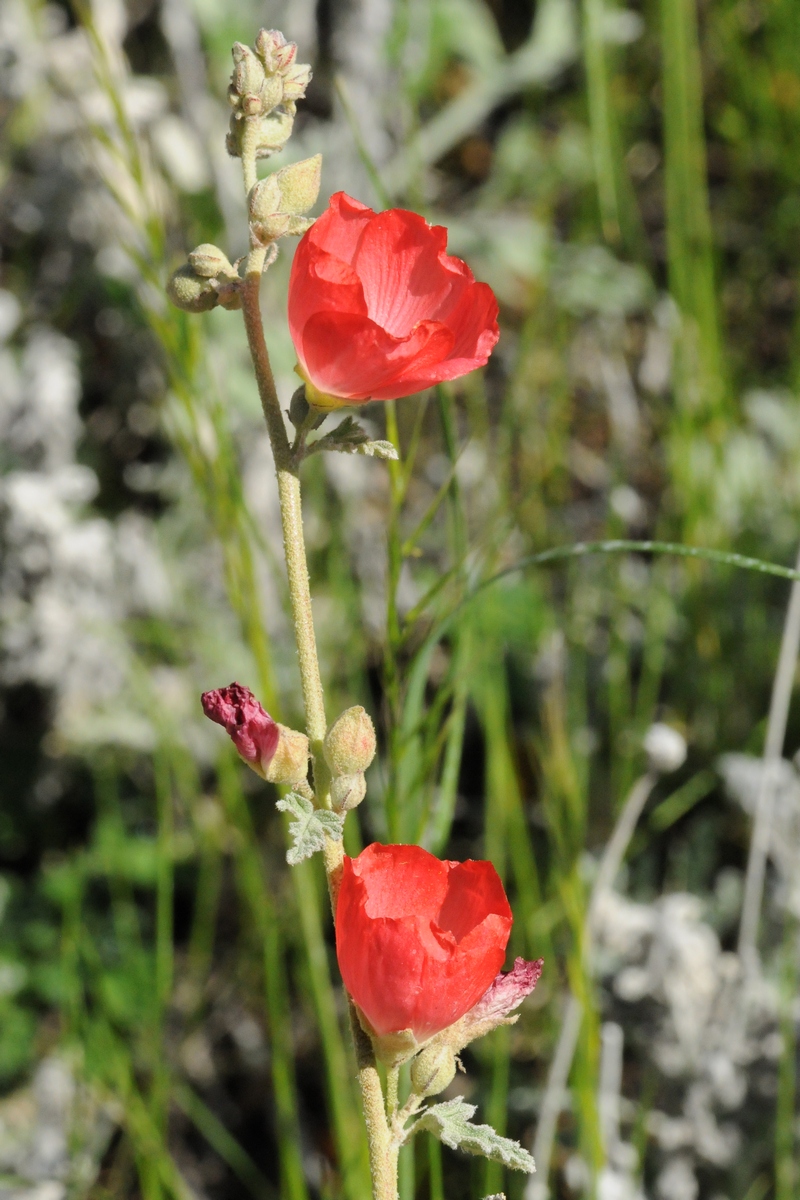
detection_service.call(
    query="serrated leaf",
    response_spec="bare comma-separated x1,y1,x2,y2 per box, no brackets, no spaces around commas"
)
275,793,344,866
416,1098,535,1173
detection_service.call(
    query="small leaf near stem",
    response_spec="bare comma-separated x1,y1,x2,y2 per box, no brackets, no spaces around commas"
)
303,415,399,461
414,1097,535,1172
276,793,344,865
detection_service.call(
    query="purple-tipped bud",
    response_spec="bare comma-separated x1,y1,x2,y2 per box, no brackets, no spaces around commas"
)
201,682,280,778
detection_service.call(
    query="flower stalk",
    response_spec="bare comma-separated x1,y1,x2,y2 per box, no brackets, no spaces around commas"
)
237,116,394,1196
180,29,530,1199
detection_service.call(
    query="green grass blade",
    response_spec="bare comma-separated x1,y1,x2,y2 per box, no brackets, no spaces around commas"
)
660,0,727,423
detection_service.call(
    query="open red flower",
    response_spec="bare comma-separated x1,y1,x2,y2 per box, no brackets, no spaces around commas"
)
335,843,512,1043
288,192,499,409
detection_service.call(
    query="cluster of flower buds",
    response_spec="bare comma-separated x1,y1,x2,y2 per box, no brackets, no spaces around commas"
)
323,705,376,812
226,30,312,161
248,154,321,246
167,244,241,314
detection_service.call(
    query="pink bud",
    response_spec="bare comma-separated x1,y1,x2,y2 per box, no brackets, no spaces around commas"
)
201,682,280,777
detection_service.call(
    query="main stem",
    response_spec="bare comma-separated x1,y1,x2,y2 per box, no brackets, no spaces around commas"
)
238,133,396,1200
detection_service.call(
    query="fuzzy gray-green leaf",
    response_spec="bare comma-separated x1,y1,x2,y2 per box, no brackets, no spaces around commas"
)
275,793,344,865
415,1098,535,1173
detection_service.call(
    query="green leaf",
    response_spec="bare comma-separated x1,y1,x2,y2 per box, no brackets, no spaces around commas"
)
415,1097,535,1173
275,793,345,866
308,417,398,460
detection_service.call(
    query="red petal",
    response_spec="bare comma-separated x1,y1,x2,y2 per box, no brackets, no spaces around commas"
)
351,208,455,338
287,194,500,403
351,843,450,921
300,311,454,402
288,239,368,379
374,281,500,398
438,859,512,941
413,912,510,1039
305,192,374,267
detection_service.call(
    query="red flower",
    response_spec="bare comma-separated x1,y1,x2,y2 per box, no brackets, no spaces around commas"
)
201,682,279,776
335,843,512,1043
288,192,499,409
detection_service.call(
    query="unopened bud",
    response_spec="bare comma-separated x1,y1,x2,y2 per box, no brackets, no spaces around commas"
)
231,43,265,100
166,264,218,313
324,706,376,777
249,155,321,227
226,106,296,162
261,72,285,112
282,62,312,101
410,1045,457,1098
265,724,310,786
275,154,321,215
330,773,366,813
286,216,315,236
248,175,282,222
255,28,296,73
250,216,291,246
188,243,235,279
289,386,311,429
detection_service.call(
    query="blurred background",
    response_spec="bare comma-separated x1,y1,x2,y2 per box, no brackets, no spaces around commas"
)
2,0,800,1197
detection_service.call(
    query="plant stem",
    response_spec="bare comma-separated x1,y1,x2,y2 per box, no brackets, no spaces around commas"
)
238,123,395,1198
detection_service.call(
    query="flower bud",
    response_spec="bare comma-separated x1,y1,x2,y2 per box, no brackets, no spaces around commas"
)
201,683,279,776
166,264,218,313
226,106,296,162
250,216,292,245
265,724,310,786
410,1044,457,1098
249,155,321,225
187,244,235,279
282,62,312,102
231,42,265,103
275,154,321,215
330,772,366,813
260,72,285,113
324,706,376,777
248,175,282,222
255,28,297,73
286,216,315,236
289,385,311,429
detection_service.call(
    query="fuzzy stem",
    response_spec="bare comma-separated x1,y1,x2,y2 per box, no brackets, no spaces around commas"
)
241,118,259,195
239,153,395,1199
386,1067,400,1121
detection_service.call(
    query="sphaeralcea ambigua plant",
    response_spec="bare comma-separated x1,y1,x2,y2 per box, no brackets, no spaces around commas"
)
170,29,542,1200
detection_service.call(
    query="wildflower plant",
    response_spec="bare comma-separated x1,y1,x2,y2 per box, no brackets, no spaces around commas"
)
168,28,538,1200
